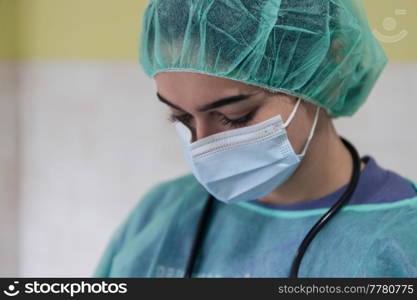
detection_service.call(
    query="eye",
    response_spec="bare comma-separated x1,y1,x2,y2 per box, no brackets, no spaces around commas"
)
168,113,193,125
219,110,256,128
168,109,258,129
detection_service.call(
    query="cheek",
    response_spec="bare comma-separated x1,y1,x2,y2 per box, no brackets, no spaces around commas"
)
253,101,293,123
286,125,306,155
285,111,313,155
256,100,312,155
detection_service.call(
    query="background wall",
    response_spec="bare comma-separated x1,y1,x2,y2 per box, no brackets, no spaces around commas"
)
0,0,416,277
0,0,18,276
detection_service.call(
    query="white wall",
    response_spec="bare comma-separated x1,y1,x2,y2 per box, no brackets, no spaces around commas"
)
0,62,19,276
335,62,417,180
5,61,417,276
17,61,188,277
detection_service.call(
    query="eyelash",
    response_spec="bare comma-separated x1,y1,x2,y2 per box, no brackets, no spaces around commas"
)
168,111,256,129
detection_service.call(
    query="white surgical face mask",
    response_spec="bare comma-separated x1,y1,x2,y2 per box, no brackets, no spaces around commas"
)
174,98,320,204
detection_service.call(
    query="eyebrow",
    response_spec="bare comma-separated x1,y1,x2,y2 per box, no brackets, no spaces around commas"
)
156,92,256,112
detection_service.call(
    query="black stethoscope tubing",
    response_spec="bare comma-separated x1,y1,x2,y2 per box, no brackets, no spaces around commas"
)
183,137,361,278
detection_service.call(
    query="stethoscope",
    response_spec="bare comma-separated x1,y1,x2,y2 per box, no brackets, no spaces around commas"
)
183,137,361,278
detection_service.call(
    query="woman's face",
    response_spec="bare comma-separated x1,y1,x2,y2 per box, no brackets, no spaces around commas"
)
154,72,319,154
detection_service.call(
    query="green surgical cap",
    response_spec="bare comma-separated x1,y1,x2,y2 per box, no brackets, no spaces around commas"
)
139,0,388,117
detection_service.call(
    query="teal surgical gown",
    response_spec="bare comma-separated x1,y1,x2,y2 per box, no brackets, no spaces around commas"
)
93,156,417,277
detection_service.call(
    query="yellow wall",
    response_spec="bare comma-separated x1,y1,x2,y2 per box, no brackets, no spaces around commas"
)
1,0,416,61
16,0,147,60
0,0,17,59
363,0,417,62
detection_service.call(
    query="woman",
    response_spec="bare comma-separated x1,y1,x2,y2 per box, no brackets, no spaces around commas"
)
93,0,417,277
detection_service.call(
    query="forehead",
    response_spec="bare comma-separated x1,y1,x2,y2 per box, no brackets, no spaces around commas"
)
154,72,260,100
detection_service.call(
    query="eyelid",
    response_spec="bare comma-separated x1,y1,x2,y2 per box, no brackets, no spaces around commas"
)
229,106,259,120
168,112,192,123
168,107,258,129
170,112,191,118
220,110,256,127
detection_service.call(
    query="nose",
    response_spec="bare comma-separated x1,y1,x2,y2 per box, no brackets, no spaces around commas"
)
192,119,219,142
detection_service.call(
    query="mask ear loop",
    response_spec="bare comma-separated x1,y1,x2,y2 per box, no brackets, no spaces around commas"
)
283,97,302,128
299,105,321,157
